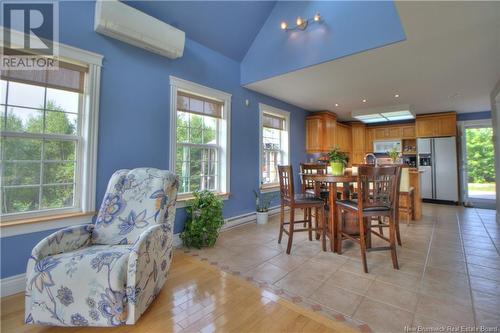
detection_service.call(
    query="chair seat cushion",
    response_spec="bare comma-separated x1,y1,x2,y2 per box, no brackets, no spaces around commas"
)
337,200,391,212
27,245,132,326
294,193,324,204
305,189,329,198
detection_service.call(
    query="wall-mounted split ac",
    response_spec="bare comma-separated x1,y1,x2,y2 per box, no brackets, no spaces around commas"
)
94,0,185,59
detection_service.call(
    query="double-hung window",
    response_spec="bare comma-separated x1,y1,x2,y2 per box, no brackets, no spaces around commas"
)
0,43,102,223
170,76,231,198
259,104,290,189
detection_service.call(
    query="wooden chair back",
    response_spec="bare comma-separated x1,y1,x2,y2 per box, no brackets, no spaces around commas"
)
357,165,402,212
299,163,327,193
278,165,295,204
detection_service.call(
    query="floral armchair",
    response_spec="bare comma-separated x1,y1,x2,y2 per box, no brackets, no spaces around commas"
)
25,168,179,326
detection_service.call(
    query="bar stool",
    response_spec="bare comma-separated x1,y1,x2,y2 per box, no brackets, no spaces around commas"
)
278,165,326,254
336,165,402,273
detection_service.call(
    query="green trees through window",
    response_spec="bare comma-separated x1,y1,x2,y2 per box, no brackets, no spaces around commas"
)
465,127,495,199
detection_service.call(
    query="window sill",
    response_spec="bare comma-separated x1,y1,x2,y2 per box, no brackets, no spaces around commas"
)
260,184,280,193
0,212,96,238
175,192,231,208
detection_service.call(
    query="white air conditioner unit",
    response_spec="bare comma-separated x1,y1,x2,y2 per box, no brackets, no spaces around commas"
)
94,0,185,59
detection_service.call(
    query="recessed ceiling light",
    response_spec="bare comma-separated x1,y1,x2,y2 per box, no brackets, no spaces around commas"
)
335,103,339,107
394,94,400,98
362,99,367,103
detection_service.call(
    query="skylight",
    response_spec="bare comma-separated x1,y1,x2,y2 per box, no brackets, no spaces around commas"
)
351,105,415,123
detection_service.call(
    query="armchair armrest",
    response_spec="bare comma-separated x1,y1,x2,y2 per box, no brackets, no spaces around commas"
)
126,224,173,323
30,224,94,261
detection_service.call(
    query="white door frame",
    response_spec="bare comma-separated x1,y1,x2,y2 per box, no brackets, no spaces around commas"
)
490,79,500,219
458,119,495,207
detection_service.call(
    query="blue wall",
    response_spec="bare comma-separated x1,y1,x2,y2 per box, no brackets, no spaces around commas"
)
241,1,406,85
0,1,309,279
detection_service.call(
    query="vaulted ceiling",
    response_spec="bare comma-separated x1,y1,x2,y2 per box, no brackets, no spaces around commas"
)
124,1,276,61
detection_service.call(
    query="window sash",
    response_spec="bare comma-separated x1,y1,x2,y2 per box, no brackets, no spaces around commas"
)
263,113,285,130
176,143,220,194
262,149,283,185
0,79,83,218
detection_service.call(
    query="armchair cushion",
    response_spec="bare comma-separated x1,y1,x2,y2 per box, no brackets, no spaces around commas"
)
26,244,132,326
92,168,178,245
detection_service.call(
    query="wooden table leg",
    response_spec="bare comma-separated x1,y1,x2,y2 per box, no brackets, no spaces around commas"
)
329,182,338,252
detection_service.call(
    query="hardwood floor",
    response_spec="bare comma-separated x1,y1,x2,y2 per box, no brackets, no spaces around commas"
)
1,251,355,333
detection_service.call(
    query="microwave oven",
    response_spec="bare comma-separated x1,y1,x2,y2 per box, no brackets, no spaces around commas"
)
373,140,402,153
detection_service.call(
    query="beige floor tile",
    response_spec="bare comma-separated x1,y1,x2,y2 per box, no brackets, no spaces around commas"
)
466,254,500,270
246,262,290,284
415,294,474,326
353,297,413,333
328,269,374,294
467,263,500,282
268,253,308,271
365,280,419,312
419,277,472,307
475,309,500,328
396,261,425,278
291,258,340,282
472,289,500,315
273,270,324,298
375,268,421,291
309,285,363,317
469,276,500,296
411,313,448,331
423,266,469,287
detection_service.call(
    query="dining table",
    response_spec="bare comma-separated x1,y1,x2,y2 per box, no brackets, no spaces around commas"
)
299,170,358,253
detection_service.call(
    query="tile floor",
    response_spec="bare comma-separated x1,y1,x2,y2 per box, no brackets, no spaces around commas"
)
183,204,500,333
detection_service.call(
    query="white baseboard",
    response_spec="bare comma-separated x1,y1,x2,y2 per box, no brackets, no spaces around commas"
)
1,206,285,297
1,273,25,297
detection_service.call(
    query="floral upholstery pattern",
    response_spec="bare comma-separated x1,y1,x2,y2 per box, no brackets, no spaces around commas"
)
25,168,178,326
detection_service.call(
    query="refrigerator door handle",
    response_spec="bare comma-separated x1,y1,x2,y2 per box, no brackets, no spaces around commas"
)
431,139,436,199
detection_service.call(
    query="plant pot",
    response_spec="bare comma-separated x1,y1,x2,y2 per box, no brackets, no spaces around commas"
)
330,161,345,176
256,211,269,225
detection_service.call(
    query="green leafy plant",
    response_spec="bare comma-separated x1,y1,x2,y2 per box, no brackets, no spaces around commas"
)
387,148,400,162
180,190,224,248
327,147,349,165
253,190,277,212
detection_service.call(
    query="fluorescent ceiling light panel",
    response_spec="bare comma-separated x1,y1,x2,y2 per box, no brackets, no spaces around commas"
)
351,105,414,123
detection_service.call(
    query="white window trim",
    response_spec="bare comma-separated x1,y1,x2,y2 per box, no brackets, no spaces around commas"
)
0,29,103,231
169,76,231,206
259,103,290,193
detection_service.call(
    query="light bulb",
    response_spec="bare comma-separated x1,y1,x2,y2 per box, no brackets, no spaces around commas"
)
280,21,288,30
296,17,303,26
335,103,339,107
394,94,400,98
314,13,321,22
362,99,367,103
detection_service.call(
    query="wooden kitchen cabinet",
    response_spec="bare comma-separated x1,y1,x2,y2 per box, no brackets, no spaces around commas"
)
416,112,457,137
350,122,366,164
365,128,375,153
305,112,337,153
336,123,351,152
401,125,416,138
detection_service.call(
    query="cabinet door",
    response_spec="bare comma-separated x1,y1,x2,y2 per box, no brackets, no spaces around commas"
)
365,128,375,152
416,118,436,137
375,128,388,139
401,125,416,138
324,115,337,151
351,126,365,151
351,151,365,164
306,118,323,152
388,127,401,139
437,117,457,137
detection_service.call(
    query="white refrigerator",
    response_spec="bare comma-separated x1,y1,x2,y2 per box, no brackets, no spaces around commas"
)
417,137,459,202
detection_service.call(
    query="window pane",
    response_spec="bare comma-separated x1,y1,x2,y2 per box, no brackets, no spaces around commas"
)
2,161,41,186
7,81,45,109
46,88,79,113
44,110,77,135
190,113,203,128
1,186,40,214
190,99,203,114
189,127,203,144
5,106,43,133
1,80,6,104
41,184,74,209
189,176,201,192
203,129,216,144
43,162,75,184
1,137,42,160
176,126,189,143
203,116,216,131
44,140,76,161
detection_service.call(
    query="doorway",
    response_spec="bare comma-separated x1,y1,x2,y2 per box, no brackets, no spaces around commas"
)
461,121,496,208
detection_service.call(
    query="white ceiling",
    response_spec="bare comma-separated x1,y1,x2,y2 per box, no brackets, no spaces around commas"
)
245,1,500,120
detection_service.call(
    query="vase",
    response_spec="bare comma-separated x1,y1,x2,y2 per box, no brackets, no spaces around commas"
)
256,211,269,225
330,161,345,176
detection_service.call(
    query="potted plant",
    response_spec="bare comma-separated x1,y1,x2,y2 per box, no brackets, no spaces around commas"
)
327,147,349,176
253,190,276,224
387,147,400,164
180,190,224,248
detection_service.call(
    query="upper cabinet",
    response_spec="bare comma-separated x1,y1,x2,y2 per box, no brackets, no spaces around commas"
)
306,112,337,153
416,112,457,138
336,123,352,153
350,123,366,164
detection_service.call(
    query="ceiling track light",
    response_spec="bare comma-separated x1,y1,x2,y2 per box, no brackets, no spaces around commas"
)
280,12,321,31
